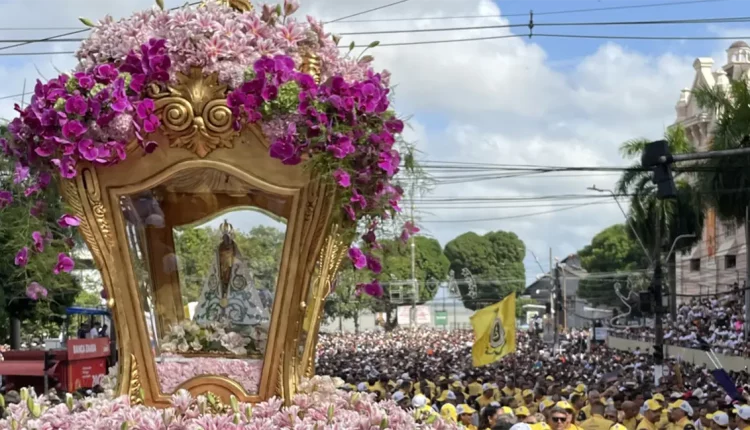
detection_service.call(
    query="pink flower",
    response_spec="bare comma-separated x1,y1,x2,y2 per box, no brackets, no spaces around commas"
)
350,189,367,209
58,214,81,228
32,231,44,253
343,204,356,221
400,221,420,242
13,162,29,184
14,247,29,267
365,254,382,274
357,280,384,297
333,168,350,188
348,247,366,270
0,190,12,209
26,282,48,301
53,253,75,274
377,150,400,176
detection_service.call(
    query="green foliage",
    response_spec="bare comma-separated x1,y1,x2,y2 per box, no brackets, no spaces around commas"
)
443,231,526,310
515,297,535,318
693,79,750,222
74,290,103,307
0,148,80,341
322,267,371,324
577,224,646,307
374,236,449,302
173,225,285,304
616,124,704,255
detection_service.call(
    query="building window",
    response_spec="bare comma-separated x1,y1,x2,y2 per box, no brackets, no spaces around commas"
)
690,259,701,272
726,255,737,269
724,221,736,237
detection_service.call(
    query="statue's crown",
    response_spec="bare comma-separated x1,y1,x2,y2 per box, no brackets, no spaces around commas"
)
220,219,234,236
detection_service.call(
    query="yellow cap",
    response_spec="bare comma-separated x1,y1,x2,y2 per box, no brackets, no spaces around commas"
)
707,413,714,420
540,399,556,412
501,406,515,416
523,389,534,397
644,399,662,412
516,406,531,417
653,394,665,402
437,390,449,402
546,376,554,381
556,401,574,412
441,403,457,423
611,424,628,430
458,404,476,415
575,384,585,393
451,381,462,389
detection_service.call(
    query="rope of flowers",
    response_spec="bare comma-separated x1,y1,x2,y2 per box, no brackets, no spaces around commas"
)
0,0,418,301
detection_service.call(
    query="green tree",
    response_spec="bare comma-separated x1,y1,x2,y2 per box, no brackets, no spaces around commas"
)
173,227,219,303
443,231,525,310
577,224,647,307
616,124,704,317
234,226,285,291
323,266,372,332
0,132,81,345
692,80,750,222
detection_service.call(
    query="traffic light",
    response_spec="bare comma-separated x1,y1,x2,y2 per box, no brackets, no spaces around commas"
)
641,140,677,199
43,351,55,372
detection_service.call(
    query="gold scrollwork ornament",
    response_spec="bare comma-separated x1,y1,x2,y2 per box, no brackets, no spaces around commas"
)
148,68,238,158
129,354,144,406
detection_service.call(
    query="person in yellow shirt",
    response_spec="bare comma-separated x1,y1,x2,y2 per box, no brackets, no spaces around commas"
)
711,411,729,430
524,390,536,409
478,384,497,409
557,401,584,430
580,402,615,430
440,397,458,424
412,394,439,422
652,394,669,430
637,399,662,430
669,400,695,430
549,407,572,430
458,404,478,430
622,401,641,430
579,391,603,422
734,405,750,430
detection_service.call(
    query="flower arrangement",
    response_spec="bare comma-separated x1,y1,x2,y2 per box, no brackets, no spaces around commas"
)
156,356,262,393
0,377,457,430
160,319,260,356
0,0,415,299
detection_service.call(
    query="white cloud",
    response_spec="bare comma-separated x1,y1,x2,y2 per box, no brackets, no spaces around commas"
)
0,0,730,283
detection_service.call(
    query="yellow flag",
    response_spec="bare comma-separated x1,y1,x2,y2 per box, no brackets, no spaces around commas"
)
470,293,516,367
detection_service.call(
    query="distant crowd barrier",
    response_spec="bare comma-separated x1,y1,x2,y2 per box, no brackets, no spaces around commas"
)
607,336,750,372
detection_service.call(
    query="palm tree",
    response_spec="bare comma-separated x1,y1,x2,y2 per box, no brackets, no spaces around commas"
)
616,124,705,319
691,79,750,223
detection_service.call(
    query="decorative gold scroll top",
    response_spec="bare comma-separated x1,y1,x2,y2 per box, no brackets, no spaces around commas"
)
148,68,238,158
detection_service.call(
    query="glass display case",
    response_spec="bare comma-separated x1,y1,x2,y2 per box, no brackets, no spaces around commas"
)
59,71,340,406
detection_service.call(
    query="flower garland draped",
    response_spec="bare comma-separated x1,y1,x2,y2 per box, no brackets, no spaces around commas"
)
0,0,417,299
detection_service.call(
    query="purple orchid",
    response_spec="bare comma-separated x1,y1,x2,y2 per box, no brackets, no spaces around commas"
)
0,190,13,209
53,252,75,274
332,168,351,187
26,282,48,301
32,231,45,253
348,247,367,270
14,247,29,267
57,214,81,228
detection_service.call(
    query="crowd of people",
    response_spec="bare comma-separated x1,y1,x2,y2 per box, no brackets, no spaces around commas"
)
610,286,749,357
317,327,750,429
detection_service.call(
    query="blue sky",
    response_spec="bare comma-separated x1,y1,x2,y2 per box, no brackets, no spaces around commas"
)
0,0,746,286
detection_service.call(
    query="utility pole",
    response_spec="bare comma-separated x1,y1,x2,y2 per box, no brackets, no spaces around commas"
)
410,180,417,327
652,213,665,386
554,262,563,340
745,205,750,341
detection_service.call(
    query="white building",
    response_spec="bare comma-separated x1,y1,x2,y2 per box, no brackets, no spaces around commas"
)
674,41,750,297
71,247,104,295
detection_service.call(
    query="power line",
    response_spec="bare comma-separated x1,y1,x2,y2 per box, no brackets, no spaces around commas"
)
336,16,750,36
11,16,750,43
330,0,725,23
420,201,602,223
0,1,201,53
326,0,411,24
8,32,749,57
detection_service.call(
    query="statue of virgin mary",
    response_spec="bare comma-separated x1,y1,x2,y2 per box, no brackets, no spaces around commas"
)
192,220,271,330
